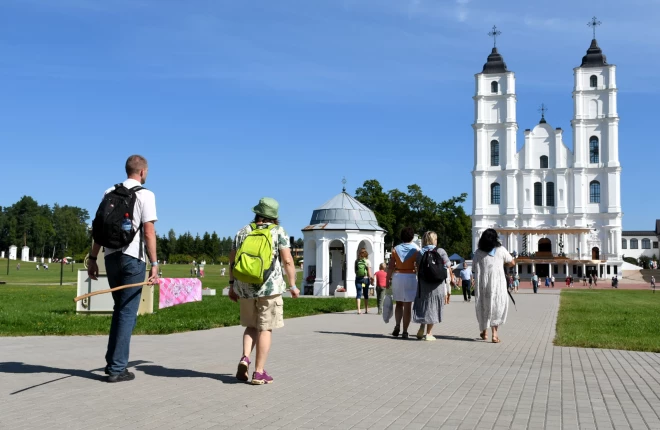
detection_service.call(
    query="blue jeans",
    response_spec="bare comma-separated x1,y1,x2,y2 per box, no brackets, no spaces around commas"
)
355,277,370,299
105,252,145,376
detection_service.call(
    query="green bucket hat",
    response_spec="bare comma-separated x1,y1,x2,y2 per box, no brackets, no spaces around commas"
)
252,197,279,219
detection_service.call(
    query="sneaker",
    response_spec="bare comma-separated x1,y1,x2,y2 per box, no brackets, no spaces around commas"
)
416,326,425,340
424,334,436,341
107,369,135,383
392,326,400,337
251,370,274,385
402,332,409,340
104,365,109,375
236,356,251,382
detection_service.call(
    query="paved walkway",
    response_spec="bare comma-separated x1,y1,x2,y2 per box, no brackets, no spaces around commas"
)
1,293,660,429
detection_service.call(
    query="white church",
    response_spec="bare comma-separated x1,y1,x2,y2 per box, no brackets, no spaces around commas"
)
472,22,623,280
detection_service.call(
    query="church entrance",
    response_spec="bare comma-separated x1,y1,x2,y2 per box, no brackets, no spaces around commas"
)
592,247,600,260
328,240,346,296
536,263,550,278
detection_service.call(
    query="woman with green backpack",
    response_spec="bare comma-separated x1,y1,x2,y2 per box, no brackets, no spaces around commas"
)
355,248,373,314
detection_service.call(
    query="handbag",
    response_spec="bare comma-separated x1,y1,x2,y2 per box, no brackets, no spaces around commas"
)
382,288,393,323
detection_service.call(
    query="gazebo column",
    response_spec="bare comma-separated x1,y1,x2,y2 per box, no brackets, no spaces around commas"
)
314,239,330,296
345,236,360,297
582,263,586,278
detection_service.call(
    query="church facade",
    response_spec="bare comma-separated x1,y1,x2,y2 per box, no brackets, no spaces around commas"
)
471,31,622,280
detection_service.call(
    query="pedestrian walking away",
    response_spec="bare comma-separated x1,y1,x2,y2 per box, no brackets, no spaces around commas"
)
472,229,516,343
413,231,452,341
228,197,299,385
354,248,373,315
374,263,388,315
386,227,420,340
88,154,159,383
551,275,555,288
531,272,539,293
459,262,472,302
544,277,550,288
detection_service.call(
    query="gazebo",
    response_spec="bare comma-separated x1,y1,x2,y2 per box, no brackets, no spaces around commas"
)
301,190,386,296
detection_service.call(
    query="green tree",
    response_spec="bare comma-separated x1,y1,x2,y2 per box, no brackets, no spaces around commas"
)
167,229,177,259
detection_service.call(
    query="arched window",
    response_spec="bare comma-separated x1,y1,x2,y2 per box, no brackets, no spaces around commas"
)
546,182,555,206
622,239,627,249
540,155,548,169
490,140,499,166
491,81,498,93
534,182,543,206
642,238,651,249
490,183,501,204
630,239,639,249
589,136,599,163
589,180,601,203
590,75,597,88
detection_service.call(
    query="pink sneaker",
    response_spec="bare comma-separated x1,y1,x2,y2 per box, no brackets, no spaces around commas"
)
251,370,273,385
236,356,250,382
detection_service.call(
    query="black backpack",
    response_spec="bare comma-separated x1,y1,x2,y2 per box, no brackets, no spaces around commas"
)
418,247,448,284
91,184,144,248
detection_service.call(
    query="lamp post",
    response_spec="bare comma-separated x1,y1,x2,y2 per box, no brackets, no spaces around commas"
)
6,248,9,276
60,244,65,286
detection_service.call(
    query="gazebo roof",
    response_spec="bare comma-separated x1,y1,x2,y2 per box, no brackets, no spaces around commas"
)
302,191,385,232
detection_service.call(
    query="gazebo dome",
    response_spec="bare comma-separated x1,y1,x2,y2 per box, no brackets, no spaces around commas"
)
304,191,384,231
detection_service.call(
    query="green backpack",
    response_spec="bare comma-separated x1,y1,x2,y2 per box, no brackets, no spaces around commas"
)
355,258,368,278
234,223,278,284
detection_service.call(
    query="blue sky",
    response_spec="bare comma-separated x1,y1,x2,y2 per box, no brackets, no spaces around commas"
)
2,0,659,239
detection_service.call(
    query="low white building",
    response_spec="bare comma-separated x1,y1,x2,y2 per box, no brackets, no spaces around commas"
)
302,189,386,296
8,245,17,260
621,221,660,261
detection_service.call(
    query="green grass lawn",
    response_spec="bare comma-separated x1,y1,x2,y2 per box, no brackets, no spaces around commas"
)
554,290,660,353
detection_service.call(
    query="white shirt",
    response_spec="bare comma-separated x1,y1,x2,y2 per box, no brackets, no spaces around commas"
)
104,178,158,262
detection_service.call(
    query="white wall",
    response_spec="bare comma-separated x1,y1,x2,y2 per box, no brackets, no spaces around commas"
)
621,235,659,260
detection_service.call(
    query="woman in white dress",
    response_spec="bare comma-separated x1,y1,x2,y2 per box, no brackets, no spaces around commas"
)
472,229,516,343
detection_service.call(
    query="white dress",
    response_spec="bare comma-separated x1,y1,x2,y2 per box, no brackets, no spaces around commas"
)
472,247,513,331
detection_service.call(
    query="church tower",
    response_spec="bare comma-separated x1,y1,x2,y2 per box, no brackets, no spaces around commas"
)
570,18,621,217
472,26,518,250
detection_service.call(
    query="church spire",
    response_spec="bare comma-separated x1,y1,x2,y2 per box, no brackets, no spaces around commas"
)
482,25,508,74
581,17,608,67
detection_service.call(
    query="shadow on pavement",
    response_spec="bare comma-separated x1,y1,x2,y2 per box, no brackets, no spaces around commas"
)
316,331,479,342
1,360,150,395
135,364,243,384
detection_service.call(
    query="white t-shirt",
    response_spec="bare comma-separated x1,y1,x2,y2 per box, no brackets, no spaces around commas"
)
103,178,158,262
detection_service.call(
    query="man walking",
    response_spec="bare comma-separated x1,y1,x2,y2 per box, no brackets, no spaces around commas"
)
459,262,472,302
551,275,555,288
228,197,299,385
532,272,539,293
88,155,158,383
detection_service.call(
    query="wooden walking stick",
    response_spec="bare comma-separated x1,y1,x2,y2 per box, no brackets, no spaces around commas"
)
73,281,153,303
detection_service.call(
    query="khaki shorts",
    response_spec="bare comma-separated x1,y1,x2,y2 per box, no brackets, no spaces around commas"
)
239,295,284,331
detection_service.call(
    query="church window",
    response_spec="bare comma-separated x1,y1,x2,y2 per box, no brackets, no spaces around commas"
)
642,239,651,249
622,239,627,249
546,182,555,206
630,239,638,249
654,241,658,249
589,136,599,163
491,81,498,93
540,156,548,169
590,75,597,88
534,182,543,206
491,183,501,204
490,140,499,166
589,180,601,203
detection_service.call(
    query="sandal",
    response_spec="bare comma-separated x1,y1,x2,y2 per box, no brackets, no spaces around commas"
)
492,338,501,343
479,332,488,341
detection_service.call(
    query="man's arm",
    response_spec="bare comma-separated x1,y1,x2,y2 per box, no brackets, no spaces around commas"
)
143,221,159,283
279,248,299,297
87,242,102,280
227,249,238,302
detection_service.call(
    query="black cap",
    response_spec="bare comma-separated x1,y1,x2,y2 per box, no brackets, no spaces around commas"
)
482,47,508,74
580,39,608,68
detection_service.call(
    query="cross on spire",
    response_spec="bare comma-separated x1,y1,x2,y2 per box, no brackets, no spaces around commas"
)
538,103,548,123
342,176,347,193
588,16,601,39
488,25,501,48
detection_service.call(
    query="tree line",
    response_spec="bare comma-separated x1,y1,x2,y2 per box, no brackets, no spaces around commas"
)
354,180,472,258
0,196,90,260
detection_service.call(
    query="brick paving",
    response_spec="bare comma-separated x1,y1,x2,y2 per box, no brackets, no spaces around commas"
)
1,292,659,429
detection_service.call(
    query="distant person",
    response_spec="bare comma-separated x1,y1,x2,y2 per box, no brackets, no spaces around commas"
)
593,274,597,287
545,277,550,288
531,272,538,293
43,264,49,270
88,154,158,383
611,276,618,288
228,197,299,385
514,273,520,293
386,227,420,339
565,276,571,288
588,275,593,288
194,266,198,277
35,264,40,270
583,275,587,286
413,231,451,341
199,265,205,278
551,275,555,288
374,263,388,315
16,263,20,271
472,229,515,343
221,267,226,276
651,276,656,291
459,262,472,302
354,247,372,315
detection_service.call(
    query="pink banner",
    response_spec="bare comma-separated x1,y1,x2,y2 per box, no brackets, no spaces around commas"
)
159,278,202,309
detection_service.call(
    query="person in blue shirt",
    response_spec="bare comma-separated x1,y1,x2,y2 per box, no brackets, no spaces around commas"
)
459,262,472,302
